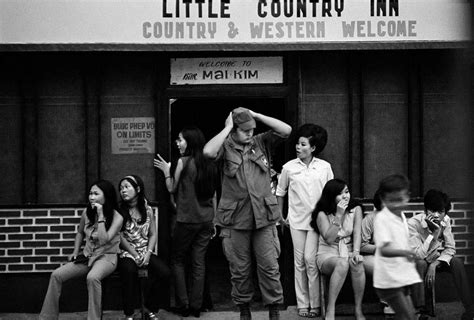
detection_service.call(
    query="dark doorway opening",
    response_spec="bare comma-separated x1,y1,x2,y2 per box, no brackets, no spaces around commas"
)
170,98,287,310
170,98,286,168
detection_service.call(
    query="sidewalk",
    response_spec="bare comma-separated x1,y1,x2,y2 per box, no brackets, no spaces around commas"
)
0,302,466,320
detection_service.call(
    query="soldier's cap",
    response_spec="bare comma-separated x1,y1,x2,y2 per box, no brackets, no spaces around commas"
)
232,107,256,131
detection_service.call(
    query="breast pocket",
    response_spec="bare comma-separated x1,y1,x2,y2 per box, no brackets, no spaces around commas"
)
223,159,241,178
249,148,269,173
223,151,242,178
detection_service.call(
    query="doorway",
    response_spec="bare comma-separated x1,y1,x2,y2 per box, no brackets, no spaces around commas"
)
170,97,287,310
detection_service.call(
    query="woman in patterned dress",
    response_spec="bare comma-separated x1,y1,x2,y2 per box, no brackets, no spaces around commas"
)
118,175,170,320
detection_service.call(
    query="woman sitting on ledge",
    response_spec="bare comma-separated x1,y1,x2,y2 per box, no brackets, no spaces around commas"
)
311,178,366,320
39,179,123,320
117,175,171,320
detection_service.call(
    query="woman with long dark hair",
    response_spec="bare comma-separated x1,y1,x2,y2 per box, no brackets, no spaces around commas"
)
40,179,123,320
310,178,366,320
154,126,218,318
117,175,171,320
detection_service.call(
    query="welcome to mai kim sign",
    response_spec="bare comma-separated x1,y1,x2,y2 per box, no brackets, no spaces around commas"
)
0,0,471,47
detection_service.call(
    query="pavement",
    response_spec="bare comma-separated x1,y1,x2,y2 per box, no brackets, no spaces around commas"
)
0,302,467,320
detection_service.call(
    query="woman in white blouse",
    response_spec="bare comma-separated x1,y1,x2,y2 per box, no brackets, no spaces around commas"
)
276,124,333,318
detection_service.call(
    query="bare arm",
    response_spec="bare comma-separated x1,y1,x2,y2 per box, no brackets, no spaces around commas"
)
70,211,86,261
203,112,233,159
318,199,348,243
277,196,287,224
379,242,416,261
360,213,376,254
154,155,183,193
349,206,364,264
120,233,140,259
147,211,158,253
250,111,292,138
352,206,363,253
168,158,184,193
317,212,341,244
139,209,158,266
97,210,123,246
212,192,217,213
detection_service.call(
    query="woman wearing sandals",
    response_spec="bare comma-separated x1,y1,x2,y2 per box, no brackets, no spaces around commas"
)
276,124,333,318
311,179,366,320
118,175,171,320
39,180,123,320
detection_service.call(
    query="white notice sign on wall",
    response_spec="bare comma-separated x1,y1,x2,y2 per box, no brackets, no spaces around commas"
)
170,57,283,85
111,117,155,154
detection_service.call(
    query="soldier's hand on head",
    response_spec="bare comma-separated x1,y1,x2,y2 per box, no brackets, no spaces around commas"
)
225,112,233,129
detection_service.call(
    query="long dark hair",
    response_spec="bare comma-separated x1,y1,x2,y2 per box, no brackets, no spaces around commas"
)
118,175,147,225
86,179,118,230
180,126,218,200
310,178,361,232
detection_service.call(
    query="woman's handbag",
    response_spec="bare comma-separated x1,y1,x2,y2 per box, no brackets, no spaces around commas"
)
72,254,89,264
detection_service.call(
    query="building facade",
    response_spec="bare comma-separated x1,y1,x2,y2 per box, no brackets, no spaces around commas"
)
0,0,472,312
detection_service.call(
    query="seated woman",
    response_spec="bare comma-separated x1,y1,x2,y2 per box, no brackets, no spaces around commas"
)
310,178,366,320
39,179,123,320
117,175,171,320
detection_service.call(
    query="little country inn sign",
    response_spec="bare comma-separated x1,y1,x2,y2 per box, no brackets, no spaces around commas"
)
0,0,471,49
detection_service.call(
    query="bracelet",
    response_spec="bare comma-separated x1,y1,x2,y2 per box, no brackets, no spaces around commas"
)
331,220,341,227
148,249,153,253
98,220,105,224
165,176,171,179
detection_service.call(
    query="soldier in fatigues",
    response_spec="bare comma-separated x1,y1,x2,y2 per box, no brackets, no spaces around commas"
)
204,107,292,320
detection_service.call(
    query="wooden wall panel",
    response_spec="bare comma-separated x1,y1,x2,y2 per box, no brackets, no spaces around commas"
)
36,64,86,203
0,50,472,205
363,54,409,198
99,55,158,200
0,93,22,203
300,52,350,183
421,51,472,198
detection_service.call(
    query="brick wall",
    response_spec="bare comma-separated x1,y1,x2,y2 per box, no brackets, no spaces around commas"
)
0,207,82,272
0,206,161,273
1,202,473,273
